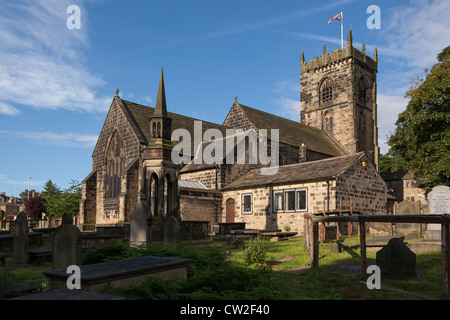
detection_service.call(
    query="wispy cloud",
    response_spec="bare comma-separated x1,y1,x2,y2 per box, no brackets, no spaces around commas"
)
0,130,98,148
160,0,358,46
381,0,450,69
0,102,21,116
0,0,110,114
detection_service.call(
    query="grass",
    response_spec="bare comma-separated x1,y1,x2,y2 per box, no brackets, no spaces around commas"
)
0,235,444,300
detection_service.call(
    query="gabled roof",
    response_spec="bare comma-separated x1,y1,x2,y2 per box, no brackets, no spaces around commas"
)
118,98,229,156
232,103,347,157
380,170,415,181
222,152,366,190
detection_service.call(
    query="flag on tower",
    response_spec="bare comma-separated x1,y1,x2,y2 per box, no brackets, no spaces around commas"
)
328,11,344,49
328,12,342,24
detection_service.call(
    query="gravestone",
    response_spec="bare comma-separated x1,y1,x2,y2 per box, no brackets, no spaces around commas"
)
376,237,416,280
425,185,450,241
164,215,180,244
395,200,421,240
52,213,82,270
130,196,152,245
13,212,29,265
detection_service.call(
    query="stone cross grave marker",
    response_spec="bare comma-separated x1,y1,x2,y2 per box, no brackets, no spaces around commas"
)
52,213,82,270
13,212,29,265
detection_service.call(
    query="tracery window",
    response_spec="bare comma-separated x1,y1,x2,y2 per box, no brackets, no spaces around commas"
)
105,131,123,199
320,78,333,104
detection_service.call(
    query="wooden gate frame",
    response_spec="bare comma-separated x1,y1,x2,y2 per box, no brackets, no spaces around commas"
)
304,213,450,298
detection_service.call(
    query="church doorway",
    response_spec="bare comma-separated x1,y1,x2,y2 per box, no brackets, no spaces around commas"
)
226,198,235,223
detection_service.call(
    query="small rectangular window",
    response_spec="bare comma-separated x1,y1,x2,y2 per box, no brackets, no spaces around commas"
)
296,190,307,211
242,194,253,214
274,191,284,213
285,190,296,211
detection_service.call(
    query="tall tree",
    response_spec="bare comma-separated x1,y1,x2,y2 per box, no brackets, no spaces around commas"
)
387,46,450,186
41,179,60,198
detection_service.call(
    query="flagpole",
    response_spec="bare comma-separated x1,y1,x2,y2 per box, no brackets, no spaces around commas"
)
340,11,343,49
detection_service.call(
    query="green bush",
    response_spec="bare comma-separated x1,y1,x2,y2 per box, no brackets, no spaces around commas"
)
244,235,272,272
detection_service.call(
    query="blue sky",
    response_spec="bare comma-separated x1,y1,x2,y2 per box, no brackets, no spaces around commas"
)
0,0,449,197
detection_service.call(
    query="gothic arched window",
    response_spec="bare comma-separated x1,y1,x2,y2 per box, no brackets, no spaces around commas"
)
320,78,333,104
105,131,123,199
358,77,367,105
324,112,333,133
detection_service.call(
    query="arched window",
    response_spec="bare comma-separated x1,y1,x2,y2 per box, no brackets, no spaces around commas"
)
147,172,159,217
324,112,333,133
164,174,173,216
358,77,367,105
320,78,333,104
105,131,123,199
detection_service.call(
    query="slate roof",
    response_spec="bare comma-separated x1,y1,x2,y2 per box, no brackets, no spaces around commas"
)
235,103,347,157
117,98,229,156
222,152,366,190
380,170,415,181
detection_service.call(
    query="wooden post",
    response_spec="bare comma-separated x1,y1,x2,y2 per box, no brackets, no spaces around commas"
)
337,196,342,238
348,197,353,237
359,220,367,280
312,221,319,268
442,216,450,298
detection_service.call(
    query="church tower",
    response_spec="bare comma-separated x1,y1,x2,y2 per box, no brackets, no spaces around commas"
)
300,29,380,170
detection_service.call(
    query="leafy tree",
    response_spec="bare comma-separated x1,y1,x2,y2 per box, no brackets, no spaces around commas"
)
387,46,450,186
23,193,46,221
43,180,81,218
379,153,406,173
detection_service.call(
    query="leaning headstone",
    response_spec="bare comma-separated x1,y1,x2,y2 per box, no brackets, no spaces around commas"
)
13,212,29,265
425,185,450,241
52,213,82,270
376,237,416,280
130,196,152,246
164,215,180,244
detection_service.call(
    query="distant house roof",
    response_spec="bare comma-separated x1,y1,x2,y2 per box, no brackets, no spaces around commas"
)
234,103,347,157
380,170,415,181
223,152,366,190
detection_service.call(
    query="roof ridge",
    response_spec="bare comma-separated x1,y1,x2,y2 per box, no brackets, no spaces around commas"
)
121,99,230,129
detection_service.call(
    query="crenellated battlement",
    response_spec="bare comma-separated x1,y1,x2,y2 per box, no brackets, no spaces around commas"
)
301,30,378,73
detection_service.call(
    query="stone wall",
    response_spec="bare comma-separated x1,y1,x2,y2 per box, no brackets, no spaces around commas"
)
335,158,387,214
90,98,143,225
180,188,222,225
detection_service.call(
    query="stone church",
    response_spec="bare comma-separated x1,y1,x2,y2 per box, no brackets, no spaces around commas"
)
80,30,387,239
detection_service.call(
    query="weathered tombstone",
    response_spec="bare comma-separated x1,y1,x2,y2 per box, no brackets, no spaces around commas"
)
13,212,29,265
376,237,416,280
130,196,152,246
395,200,422,239
425,185,450,241
52,213,82,270
164,215,180,244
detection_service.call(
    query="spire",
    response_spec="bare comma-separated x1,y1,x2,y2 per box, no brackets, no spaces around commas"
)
347,28,353,47
374,46,378,62
155,68,167,117
301,50,305,63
